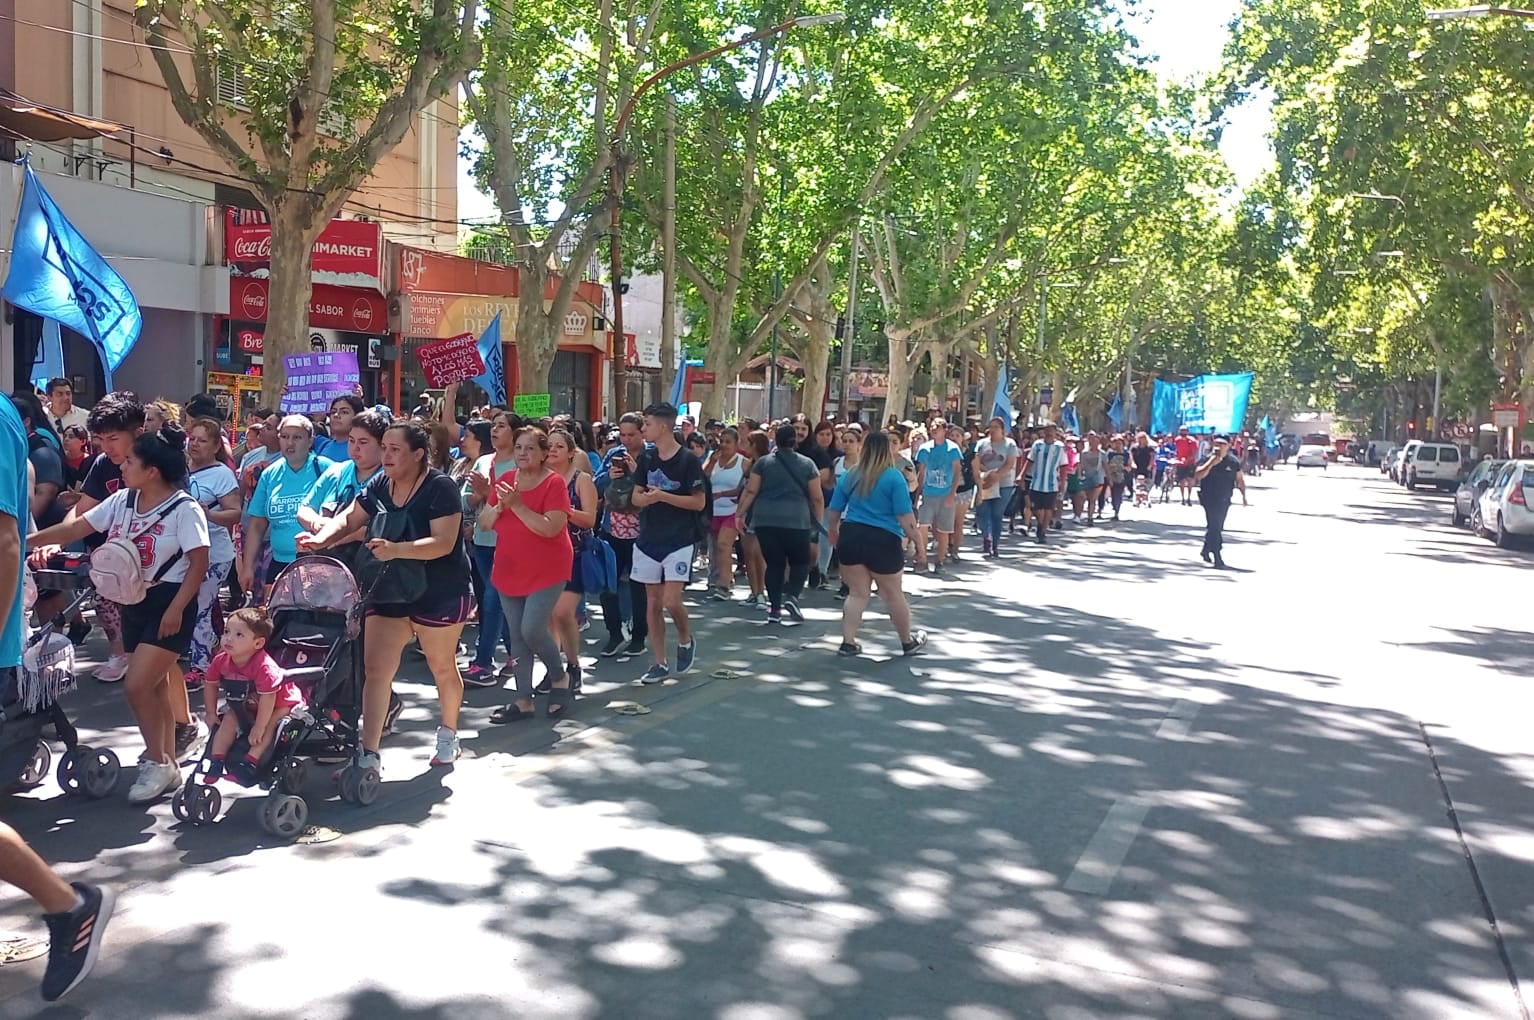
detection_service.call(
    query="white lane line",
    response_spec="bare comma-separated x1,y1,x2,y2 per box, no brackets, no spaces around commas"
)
1064,795,1154,895
1156,698,1202,740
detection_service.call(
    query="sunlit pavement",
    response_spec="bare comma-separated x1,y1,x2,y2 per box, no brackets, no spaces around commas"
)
2,463,1532,1018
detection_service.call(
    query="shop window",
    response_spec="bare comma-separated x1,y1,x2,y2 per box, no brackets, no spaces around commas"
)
550,350,592,420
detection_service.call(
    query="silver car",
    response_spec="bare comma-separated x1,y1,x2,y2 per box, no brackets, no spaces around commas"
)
1454,459,1505,527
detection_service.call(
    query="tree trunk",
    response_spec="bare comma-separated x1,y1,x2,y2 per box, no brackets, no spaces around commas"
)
260,207,329,408
884,331,919,422
515,285,560,400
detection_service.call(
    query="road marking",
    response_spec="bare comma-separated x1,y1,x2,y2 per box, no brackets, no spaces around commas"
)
1064,794,1153,895
1156,699,1202,739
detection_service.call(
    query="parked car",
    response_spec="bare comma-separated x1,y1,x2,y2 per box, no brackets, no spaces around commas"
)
1475,459,1534,547
1404,441,1460,491
1453,459,1506,527
1390,441,1419,483
1367,440,1398,468
1295,444,1330,468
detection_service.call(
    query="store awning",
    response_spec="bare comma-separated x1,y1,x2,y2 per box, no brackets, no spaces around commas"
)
0,89,123,142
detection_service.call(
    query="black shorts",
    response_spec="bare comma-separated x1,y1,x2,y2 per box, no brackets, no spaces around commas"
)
836,521,904,576
368,591,472,627
265,558,291,586
1029,490,1058,512
565,550,584,595
1175,465,1196,482
121,582,199,655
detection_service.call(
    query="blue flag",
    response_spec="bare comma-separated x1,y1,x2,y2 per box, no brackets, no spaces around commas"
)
1260,414,1278,452
30,317,65,391
1106,393,1123,431
990,365,1015,426
1151,373,1254,434
470,313,506,405
668,345,687,409
1060,402,1080,435
3,161,141,388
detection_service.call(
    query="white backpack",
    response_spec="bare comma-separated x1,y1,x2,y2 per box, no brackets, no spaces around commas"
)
89,492,191,605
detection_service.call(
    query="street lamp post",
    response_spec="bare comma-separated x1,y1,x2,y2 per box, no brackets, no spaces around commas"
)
606,12,846,416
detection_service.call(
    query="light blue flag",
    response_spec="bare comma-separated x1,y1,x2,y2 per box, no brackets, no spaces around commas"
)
989,365,1015,426
30,317,65,391
469,313,506,405
1106,393,1123,431
1151,373,1254,434
3,161,141,389
1260,414,1278,452
1060,402,1080,435
668,345,687,409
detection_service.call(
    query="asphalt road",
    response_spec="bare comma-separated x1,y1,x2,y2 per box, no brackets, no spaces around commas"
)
1,461,1531,1019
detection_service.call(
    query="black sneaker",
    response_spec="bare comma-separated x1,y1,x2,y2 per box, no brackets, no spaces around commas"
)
622,636,646,657
600,633,626,657
566,661,583,694
808,568,823,590
66,620,91,647
382,691,404,736
41,883,115,1002
835,583,849,601
901,630,929,656
783,598,804,623
837,641,862,657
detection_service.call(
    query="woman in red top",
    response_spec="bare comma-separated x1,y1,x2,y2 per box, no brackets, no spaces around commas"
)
480,426,574,722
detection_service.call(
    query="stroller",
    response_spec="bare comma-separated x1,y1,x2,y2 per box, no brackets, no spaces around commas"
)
174,555,374,839
0,559,121,799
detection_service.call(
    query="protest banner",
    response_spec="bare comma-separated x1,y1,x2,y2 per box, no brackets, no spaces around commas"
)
280,351,359,414
416,332,485,387
513,392,551,417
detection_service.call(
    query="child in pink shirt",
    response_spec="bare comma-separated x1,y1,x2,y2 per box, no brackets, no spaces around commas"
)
200,607,306,785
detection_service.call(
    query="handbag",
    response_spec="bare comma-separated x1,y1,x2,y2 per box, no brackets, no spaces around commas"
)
354,483,430,605
578,533,618,593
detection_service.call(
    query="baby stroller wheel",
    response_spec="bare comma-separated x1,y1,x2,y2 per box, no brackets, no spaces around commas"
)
56,748,82,796
354,767,380,806
171,783,191,822
18,740,51,789
260,793,308,839
78,748,120,799
279,757,308,796
193,784,221,824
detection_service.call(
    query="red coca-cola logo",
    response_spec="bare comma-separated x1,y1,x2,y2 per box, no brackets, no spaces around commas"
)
240,282,267,320
351,298,375,331
231,234,273,261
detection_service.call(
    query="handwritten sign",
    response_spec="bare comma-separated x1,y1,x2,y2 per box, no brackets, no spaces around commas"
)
280,352,359,414
416,333,485,387
513,392,551,418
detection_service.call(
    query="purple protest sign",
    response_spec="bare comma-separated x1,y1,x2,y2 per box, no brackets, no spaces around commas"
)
280,351,360,414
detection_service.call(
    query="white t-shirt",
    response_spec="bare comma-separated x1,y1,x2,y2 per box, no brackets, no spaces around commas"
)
975,438,1019,499
187,463,239,564
83,489,211,585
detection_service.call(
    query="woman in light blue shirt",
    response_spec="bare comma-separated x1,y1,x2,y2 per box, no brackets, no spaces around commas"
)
828,430,927,658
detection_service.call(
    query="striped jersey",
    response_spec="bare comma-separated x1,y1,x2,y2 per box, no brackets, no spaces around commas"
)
1026,440,1066,492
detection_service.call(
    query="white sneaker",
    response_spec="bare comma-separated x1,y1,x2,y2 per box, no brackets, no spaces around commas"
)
127,758,181,803
430,726,460,766
94,655,130,684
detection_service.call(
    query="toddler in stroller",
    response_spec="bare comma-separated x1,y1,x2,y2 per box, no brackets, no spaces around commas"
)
197,608,305,787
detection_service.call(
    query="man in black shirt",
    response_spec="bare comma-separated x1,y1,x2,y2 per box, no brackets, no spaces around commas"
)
629,402,706,684
1194,435,1248,569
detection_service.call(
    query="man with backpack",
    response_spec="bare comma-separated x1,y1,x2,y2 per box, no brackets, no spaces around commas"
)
625,402,706,684
237,415,334,602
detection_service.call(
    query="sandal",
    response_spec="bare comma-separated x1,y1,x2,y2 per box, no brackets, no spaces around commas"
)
490,703,537,724
544,686,574,719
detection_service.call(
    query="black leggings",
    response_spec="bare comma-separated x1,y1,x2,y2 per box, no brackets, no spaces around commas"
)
755,526,811,611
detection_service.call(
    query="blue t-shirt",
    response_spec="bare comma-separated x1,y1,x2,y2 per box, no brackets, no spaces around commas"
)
250,453,333,562
830,465,913,538
0,397,27,668
303,459,376,518
313,435,350,463
916,440,962,497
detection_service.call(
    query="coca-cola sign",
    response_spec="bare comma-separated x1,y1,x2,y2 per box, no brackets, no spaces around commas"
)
228,278,387,334
225,211,383,282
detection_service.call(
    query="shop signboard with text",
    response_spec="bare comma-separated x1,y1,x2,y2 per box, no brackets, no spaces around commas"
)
231,277,386,334
226,211,384,288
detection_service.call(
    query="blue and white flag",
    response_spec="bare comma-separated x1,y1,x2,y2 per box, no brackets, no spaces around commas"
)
30,317,65,391
989,365,1015,425
1106,393,1123,431
3,160,141,389
1060,402,1080,435
469,313,506,405
1151,373,1254,434
668,344,687,409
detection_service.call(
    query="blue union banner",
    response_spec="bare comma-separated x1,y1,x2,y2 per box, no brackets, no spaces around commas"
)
1151,373,1254,434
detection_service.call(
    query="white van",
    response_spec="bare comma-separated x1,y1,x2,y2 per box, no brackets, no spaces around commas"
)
1404,442,1462,492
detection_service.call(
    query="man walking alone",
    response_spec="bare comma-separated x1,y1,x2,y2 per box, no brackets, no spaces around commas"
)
1194,435,1247,569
